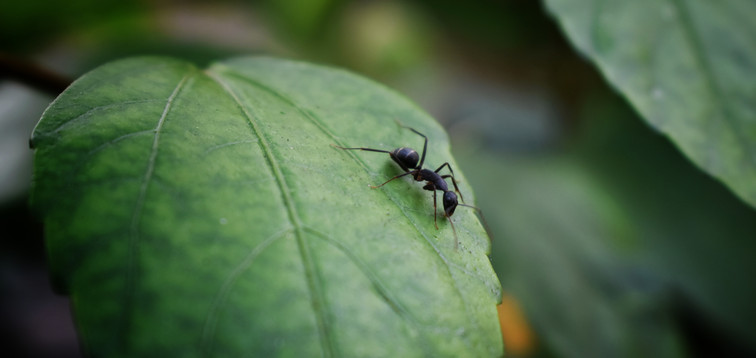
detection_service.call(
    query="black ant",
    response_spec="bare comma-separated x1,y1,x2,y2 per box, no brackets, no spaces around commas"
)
332,123,485,249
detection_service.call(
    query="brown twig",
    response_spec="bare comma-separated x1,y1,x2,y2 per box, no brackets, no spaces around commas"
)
0,53,73,95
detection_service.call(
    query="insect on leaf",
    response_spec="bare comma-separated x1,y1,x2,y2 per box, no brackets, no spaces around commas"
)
30,56,502,357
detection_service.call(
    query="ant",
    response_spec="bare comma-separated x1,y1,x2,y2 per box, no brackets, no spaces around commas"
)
332,123,485,249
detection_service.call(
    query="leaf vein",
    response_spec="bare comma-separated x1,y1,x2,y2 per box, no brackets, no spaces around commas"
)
588,0,608,55
669,0,753,167
50,99,164,135
305,227,443,357
206,71,336,357
121,73,193,348
200,227,293,355
202,139,259,155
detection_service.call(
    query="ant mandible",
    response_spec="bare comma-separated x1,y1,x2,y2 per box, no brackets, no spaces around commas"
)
332,122,482,249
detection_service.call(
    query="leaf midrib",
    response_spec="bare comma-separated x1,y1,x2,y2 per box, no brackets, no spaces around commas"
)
588,0,753,172
206,70,336,357
670,0,754,170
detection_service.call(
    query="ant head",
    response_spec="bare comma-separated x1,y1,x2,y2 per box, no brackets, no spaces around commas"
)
443,191,458,217
391,147,419,170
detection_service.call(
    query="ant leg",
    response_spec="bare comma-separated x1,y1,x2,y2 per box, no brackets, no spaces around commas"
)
440,175,465,203
435,162,458,179
370,170,414,189
331,144,418,188
439,178,465,205
394,121,429,169
458,203,493,246
330,144,391,154
432,189,438,230
436,162,465,202
446,215,459,250
420,180,439,229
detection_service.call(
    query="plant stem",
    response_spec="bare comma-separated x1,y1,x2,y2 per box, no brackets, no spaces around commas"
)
0,53,72,95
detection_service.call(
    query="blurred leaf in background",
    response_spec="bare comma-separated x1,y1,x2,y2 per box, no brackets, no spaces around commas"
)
0,0,144,51
457,88,756,357
545,0,756,209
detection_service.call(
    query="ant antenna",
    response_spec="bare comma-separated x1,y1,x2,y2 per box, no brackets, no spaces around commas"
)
444,203,493,251
444,204,492,251
393,119,429,169
458,203,493,247
445,215,460,250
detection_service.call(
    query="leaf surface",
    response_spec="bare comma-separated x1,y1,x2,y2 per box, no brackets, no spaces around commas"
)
545,0,756,208
31,57,502,357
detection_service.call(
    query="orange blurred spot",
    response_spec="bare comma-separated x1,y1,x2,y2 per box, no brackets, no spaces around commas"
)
497,293,535,356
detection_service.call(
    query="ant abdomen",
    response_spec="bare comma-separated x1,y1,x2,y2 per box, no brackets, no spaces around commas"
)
390,147,420,170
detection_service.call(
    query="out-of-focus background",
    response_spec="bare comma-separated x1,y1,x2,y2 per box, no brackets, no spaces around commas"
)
2,1,755,357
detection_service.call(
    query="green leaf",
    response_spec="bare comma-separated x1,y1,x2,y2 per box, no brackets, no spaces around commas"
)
545,0,756,208
30,57,502,357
